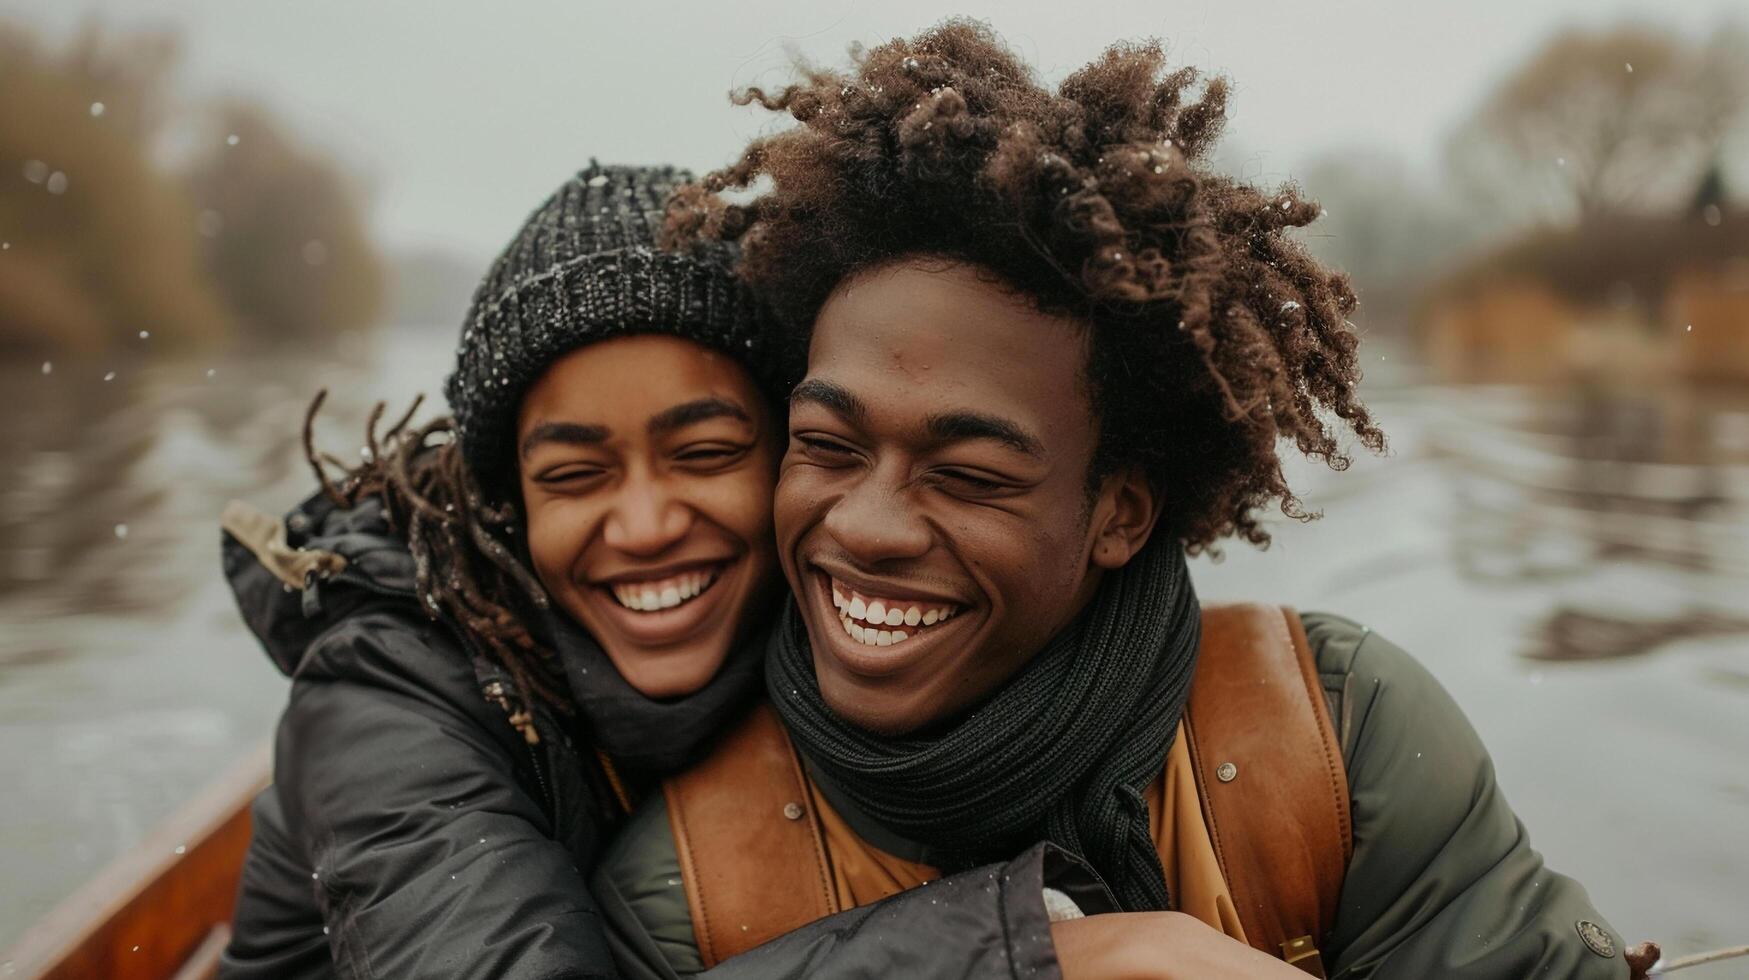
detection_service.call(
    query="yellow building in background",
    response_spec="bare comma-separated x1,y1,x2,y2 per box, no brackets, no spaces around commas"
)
1422,198,1748,385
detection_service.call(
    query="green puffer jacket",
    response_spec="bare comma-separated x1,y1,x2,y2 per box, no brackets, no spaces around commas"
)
590,614,1632,979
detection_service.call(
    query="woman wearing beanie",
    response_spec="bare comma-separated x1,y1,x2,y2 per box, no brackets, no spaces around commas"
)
216,163,785,979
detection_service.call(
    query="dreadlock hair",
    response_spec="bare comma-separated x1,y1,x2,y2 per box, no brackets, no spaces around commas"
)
301,390,571,719
666,19,1387,550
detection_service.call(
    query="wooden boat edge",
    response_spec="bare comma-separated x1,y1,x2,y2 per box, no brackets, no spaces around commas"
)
3,740,271,980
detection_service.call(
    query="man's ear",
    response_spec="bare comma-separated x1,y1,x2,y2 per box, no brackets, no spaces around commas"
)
1088,466,1161,570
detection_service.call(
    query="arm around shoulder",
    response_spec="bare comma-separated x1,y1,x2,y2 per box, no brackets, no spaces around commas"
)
273,608,616,979
591,797,1077,980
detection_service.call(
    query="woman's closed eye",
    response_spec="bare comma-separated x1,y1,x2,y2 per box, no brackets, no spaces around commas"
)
534,463,608,487
674,441,753,469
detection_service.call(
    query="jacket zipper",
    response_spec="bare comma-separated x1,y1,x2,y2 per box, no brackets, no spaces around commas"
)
527,734,556,818
449,623,559,820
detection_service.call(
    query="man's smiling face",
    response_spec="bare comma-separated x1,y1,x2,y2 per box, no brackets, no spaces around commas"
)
776,258,1157,735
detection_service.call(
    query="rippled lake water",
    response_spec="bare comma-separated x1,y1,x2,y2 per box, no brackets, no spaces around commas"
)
3,330,1745,969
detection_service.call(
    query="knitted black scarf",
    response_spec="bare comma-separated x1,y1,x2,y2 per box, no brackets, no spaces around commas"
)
767,539,1201,912
540,607,769,774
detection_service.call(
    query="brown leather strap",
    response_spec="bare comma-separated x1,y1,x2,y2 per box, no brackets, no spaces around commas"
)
668,606,1351,971
1183,604,1352,975
664,703,838,968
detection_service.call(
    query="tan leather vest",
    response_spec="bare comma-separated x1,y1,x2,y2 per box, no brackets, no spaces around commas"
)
663,603,1351,976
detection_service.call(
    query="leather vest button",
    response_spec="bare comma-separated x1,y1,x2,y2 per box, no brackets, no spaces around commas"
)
782,802,804,820
1216,762,1239,782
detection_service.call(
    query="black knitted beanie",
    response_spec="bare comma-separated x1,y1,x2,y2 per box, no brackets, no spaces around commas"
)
444,162,768,487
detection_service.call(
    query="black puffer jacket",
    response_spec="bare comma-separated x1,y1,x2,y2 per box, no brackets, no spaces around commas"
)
217,491,1068,980
219,491,621,979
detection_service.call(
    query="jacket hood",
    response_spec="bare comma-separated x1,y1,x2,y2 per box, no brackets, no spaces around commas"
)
222,489,419,676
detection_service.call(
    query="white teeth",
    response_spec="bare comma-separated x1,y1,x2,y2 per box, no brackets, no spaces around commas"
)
610,569,718,612
831,581,960,631
838,612,916,648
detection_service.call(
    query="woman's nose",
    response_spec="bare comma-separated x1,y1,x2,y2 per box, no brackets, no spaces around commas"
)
601,480,693,556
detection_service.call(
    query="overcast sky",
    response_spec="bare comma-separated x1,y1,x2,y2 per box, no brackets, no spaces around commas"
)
7,0,1742,257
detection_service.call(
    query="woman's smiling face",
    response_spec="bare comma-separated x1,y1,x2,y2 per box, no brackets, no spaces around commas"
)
516,334,779,699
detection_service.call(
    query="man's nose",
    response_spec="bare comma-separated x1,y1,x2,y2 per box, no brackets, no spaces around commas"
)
819,462,931,564
602,477,693,556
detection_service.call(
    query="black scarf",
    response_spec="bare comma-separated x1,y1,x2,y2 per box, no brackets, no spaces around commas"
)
767,539,1201,912
541,608,769,774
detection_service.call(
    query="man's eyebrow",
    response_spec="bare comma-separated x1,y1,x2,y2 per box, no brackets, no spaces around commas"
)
647,397,751,437
925,411,1044,457
789,379,866,423
520,421,609,458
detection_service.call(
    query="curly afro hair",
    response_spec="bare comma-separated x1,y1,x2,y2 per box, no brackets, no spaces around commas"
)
667,19,1386,550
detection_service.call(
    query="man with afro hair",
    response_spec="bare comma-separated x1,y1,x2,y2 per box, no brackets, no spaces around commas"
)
590,21,1644,980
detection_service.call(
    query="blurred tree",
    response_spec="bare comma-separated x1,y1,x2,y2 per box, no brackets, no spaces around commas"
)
184,103,385,341
1447,21,1749,228
0,17,386,355
0,21,233,353
1295,149,1486,334
60,20,181,142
